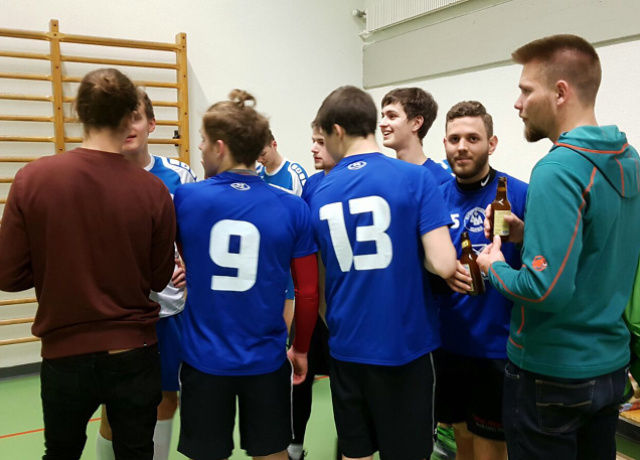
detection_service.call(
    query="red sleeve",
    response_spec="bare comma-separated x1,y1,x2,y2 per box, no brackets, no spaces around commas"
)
290,253,319,353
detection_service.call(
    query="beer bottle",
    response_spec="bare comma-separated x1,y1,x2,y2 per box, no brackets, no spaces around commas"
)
460,232,485,296
490,176,511,243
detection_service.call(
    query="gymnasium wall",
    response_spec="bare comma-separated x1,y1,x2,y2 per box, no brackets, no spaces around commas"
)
362,0,640,182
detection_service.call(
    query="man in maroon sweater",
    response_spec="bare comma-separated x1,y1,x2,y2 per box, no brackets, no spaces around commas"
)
0,68,176,460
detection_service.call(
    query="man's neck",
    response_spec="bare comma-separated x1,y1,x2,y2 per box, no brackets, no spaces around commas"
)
395,143,427,166
123,150,152,168
224,163,256,175
551,107,598,143
81,130,126,154
343,134,380,159
266,155,285,174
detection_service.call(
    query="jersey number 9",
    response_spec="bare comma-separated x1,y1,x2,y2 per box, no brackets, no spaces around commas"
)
209,219,260,292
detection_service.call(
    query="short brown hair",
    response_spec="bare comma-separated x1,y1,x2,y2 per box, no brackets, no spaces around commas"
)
512,34,601,105
137,88,155,120
202,89,270,166
315,86,377,138
446,101,493,138
381,87,438,140
76,68,138,131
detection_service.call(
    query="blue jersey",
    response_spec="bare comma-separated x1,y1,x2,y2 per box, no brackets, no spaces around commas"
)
147,155,197,196
308,153,451,366
146,155,197,317
424,158,454,185
257,159,308,196
437,171,528,358
174,172,317,376
301,171,325,205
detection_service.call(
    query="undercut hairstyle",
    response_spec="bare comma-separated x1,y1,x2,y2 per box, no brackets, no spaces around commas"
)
266,129,275,144
202,89,270,166
76,68,138,131
446,101,493,138
382,87,438,140
137,88,155,120
512,34,601,105
315,86,377,137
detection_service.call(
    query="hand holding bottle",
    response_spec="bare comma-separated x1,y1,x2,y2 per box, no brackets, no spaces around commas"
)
484,204,525,244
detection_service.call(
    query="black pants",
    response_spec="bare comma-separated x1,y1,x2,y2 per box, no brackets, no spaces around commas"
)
291,319,331,444
40,345,161,460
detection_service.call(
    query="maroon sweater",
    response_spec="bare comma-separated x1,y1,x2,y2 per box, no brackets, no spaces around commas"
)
0,148,176,358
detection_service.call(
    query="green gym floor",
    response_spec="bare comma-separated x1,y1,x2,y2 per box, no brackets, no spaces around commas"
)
2,373,640,459
0,374,360,460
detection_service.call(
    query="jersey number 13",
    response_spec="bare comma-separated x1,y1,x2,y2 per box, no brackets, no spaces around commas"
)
319,196,392,272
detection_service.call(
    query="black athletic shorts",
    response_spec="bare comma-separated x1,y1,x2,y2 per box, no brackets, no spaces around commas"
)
330,352,435,460
178,360,292,460
433,348,507,441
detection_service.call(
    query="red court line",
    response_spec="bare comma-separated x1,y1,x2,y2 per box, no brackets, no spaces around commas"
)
0,417,101,440
1,377,331,440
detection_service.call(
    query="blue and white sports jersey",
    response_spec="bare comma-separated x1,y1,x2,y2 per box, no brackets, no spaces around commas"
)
257,159,308,196
175,172,317,376
437,171,528,358
307,153,451,366
146,155,197,197
424,158,454,185
301,171,325,205
146,155,197,317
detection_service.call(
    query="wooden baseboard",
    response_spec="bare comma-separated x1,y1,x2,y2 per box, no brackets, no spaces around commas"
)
0,362,40,380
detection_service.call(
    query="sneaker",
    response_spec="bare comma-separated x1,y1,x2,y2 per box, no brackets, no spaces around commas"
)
431,426,456,460
288,449,307,460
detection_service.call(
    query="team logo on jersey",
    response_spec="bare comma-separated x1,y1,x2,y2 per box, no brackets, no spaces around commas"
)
464,207,486,233
532,255,548,271
348,161,367,170
230,182,251,191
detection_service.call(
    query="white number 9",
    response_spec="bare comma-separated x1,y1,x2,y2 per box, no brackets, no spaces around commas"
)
209,219,260,292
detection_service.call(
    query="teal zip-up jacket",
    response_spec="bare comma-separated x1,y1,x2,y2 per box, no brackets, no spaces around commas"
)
488,125,640,378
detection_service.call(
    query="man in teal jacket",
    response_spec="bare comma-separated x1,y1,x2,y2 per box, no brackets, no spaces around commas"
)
478,34,640,460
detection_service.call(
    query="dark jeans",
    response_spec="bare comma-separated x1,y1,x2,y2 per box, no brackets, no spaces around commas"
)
503,360,627,460
40,345,162,460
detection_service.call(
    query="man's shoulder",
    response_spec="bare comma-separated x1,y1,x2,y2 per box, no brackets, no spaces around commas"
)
152,155,197,183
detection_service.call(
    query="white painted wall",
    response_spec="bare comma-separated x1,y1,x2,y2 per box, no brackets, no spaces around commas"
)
0,0,365,368
368,39,640,183
1,0,365,176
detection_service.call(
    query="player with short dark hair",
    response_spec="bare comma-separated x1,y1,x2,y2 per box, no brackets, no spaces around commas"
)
309,85,457,460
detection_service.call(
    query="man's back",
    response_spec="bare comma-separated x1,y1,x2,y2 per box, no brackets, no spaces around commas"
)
307,152,450,366
0,148,176,358
174,172,316,376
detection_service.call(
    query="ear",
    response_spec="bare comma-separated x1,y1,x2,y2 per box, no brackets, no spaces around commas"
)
488,135,498,155
271,140,278,150
556,80,569,106
148,117,157,134
411,115,424,134
215,139,226,158
333,124,345,140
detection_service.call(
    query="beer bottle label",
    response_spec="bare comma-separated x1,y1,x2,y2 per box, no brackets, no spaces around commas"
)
493,210,511,236
462,263,475,292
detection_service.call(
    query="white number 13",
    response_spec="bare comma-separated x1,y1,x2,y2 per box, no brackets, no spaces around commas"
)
209,220,260,292
319,196,393,272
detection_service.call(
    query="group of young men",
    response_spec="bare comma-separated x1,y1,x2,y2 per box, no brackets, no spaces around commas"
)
263,33,640,460
0,33,639,460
